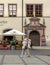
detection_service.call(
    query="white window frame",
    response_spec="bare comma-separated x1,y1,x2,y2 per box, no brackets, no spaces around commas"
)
8,4,17,17
0,4,4,17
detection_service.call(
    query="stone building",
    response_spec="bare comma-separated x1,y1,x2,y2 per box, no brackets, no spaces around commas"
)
24,17,46,46
0,0,50,46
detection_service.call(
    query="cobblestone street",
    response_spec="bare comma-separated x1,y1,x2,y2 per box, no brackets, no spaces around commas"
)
0,49,50,65
0,55,50,65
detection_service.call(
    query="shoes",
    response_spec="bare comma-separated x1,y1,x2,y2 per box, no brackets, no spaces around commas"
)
27,55,30,57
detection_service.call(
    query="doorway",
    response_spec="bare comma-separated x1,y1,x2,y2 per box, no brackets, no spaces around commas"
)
29,31,40,46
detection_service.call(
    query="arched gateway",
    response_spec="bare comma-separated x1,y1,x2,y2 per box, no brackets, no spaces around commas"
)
29,31,40,46
24,17,46,46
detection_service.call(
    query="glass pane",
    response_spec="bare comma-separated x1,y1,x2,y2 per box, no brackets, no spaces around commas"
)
9,5,12,10
0,5,3,10
13,5,16,10
0,5,3,8
13,12,16,15
39,5,42,10
27,5,33,10
35,5,38,10
35,4,42,17
39,11,42,15
9,11,12,15
0,12,3,15
30,11,33,14
0,7,3,10
27,6,29,10
30,5,33,10
35,10,38,13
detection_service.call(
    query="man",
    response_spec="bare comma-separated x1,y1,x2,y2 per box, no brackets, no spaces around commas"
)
27,38,31,57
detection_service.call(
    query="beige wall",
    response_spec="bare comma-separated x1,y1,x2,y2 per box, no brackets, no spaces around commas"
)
23,0,50,16
0,0,50,45
0,17,22,40
0,17,22,32
0,0,22,16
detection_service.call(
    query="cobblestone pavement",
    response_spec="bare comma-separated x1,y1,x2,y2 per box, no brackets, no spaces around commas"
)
0,50,50,65
0,55,50,65
0,49,50,55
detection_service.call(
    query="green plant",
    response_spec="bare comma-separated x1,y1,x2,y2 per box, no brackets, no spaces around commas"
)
11,41,16,46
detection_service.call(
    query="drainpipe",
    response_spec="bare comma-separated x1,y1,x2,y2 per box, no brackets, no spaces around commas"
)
22,0,23,40
22,0,23,32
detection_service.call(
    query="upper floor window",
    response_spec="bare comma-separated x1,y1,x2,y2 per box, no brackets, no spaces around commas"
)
0,4,4,17
8,4,17,17
26,4,33,17
35,4,42,17
26,4,42,17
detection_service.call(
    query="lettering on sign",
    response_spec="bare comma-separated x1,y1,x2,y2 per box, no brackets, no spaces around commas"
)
0,21,7,26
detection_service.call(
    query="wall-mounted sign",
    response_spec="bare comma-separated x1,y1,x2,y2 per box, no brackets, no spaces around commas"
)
0,21,7,26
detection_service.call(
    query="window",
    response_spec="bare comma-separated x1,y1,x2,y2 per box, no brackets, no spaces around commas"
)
26,4,42,17
26,4,33,17
0,4,4,17
35,4,42,17
8,4,17,17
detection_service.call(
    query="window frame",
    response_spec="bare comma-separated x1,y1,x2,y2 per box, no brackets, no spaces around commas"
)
26,4,33,17
0,4,4,17
26,4,43,17
35,4,43,17
8,4,17,17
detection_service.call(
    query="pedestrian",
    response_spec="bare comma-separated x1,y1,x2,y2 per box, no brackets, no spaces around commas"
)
27,38,31,57
16,40,18,45
21,38,28,57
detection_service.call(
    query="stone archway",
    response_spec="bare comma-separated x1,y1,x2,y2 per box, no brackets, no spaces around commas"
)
29,31,40,46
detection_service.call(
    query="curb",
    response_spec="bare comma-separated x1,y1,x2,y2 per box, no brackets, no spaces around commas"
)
32,46,50,50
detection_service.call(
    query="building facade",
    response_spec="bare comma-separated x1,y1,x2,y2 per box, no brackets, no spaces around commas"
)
0,0,50,46
0,0,22,41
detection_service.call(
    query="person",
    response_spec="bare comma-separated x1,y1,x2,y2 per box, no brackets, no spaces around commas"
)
11,39,16,50
21,38,28,57
16,40,18,45
27,38,31,57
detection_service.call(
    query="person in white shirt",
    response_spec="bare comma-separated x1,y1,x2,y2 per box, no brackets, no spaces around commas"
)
21,38,27,57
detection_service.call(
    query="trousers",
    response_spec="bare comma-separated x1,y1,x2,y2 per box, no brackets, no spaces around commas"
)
27,48,30,56
21,49,27,56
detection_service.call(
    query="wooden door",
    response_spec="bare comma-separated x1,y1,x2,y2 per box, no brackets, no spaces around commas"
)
29,31,40,46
